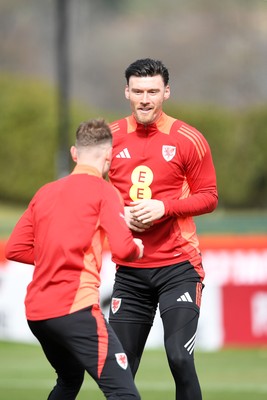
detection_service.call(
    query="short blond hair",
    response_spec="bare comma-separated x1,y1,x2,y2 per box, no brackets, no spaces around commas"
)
75,119,112,147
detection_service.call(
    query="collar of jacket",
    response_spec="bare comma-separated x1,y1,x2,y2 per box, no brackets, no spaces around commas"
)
129,112,169,135
71,165,101,177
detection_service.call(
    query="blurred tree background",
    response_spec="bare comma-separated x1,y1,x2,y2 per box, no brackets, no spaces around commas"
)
0,0,266,210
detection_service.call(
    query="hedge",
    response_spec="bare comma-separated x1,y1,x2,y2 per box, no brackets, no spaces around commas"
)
0,75,266,209
165,103,267,209
0,74,111,204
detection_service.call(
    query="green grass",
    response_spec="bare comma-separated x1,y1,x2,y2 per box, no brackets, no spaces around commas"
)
0,341,267,399
1,207,267,399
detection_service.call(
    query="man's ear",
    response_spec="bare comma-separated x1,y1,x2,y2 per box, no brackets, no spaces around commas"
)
125,85,130,100
164,85,170,100
105,147,112,163
70,146,77,162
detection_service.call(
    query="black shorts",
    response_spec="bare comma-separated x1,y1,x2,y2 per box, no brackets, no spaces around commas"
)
28,305,140,399
109,261,204,325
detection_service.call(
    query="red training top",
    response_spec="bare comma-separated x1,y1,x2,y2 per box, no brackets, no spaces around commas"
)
109,112,218,277
5,165,140,320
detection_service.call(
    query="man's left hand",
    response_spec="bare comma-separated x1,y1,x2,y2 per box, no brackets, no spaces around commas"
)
130,199,165,225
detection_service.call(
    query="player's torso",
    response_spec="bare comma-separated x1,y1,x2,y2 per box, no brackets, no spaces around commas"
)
109,122,186,205
26,175,107,319
108,116,203,270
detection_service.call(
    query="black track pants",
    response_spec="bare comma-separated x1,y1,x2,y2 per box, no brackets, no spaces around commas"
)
28,305,140,400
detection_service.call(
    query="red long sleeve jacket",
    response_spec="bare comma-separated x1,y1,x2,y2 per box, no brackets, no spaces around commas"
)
109,112,218,277
5,165,140,320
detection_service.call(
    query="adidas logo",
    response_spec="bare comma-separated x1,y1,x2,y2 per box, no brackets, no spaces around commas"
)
116,148,131,158
177,292,193,302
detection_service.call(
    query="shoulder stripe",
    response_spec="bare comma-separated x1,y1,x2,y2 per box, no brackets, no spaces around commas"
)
110,122,120,134
178,125,206,160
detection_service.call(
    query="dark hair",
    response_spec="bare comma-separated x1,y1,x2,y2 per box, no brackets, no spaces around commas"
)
125,58,169,86
75,119,112,147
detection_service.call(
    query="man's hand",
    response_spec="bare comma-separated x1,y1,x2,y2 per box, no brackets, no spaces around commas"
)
130,199,165,225
133,238,144,259
124,206,153,232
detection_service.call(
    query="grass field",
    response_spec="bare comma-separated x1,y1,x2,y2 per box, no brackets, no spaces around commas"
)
0,341,267,400
1,208,267,399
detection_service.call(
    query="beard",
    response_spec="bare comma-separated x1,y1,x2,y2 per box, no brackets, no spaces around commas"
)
134,109,157,125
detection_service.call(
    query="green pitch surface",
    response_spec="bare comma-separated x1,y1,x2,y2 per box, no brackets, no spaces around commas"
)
1,341,267,399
